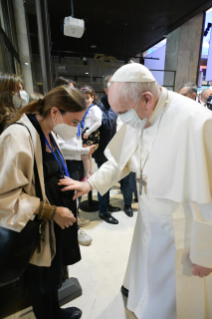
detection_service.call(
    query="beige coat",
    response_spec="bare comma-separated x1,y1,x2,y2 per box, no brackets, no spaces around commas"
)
0,114,56,266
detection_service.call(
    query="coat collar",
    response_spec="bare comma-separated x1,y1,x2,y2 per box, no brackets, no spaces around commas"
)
18,114,47,202
148,86,169,127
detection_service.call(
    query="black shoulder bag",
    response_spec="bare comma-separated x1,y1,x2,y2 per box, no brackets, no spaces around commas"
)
0,123,43,284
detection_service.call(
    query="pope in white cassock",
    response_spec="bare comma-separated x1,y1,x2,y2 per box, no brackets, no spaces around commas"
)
59,63,212,319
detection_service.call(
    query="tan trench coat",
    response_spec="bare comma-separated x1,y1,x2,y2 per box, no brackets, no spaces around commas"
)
0,114,56,266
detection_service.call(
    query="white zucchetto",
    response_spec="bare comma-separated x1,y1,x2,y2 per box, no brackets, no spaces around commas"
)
111,63,156,83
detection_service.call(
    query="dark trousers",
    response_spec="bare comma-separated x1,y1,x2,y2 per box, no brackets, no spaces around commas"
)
95,159,110,215
120,172,134,206
132,173,138,198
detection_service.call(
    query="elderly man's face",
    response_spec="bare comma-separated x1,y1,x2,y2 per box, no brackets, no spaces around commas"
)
179,87,196,100
108,82,154,120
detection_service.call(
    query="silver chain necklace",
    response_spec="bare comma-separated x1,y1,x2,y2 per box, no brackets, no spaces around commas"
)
137,91,169,196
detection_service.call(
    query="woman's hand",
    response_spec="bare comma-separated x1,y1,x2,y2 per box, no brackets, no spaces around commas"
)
88,145,97,155
58,177,92,199
53,206,76,229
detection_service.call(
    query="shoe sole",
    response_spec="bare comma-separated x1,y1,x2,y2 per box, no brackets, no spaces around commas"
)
78,240,93,246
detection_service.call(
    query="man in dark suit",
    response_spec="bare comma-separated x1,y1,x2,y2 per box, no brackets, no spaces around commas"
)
199,88,212,110
93,75,121,224
178,82,197,100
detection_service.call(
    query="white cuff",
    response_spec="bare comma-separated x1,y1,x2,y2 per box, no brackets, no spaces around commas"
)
87,179,94,190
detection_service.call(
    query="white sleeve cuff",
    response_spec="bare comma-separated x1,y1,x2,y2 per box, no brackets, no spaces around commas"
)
87,179,94,189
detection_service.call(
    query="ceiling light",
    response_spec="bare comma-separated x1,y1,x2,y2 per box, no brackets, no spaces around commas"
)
25,62,29,65
206,7,212,13
90,45,97,48
85,72,89,75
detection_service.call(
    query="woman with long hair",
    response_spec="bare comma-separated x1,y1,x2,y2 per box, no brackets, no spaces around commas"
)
0,85,86,319
0,73,21,133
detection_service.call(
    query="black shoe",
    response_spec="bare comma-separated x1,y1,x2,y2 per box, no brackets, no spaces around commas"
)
108,205,121,212
121,285,129,297
99,213,119,224
124,205,133,217
53,306,82,319
134,197,138,202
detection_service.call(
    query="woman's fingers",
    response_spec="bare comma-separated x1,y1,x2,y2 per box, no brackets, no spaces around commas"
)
58,178,73,185
61,185,76,192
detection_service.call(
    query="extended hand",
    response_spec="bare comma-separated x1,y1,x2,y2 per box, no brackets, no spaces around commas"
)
58,177,92,199
53,206,76,229
83,132,89,139
191,263,212,278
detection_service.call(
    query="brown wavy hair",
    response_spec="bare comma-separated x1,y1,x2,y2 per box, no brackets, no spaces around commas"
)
10,85,86,123
80,85,97,104
0,74,20,131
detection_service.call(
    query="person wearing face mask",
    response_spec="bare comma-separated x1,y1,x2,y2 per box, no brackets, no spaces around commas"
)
0,86,85,319
58,63,212,319
17,77,30,107
199,88,212,110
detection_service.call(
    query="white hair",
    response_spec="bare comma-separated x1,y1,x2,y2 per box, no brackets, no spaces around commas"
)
109,81,160,103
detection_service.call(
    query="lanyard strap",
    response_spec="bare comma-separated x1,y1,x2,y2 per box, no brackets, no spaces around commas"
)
77,103,94,137
33,115,70,177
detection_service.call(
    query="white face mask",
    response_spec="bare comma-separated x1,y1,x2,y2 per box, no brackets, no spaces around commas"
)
20,90,29,107
13,94,22,108
53,113,78,140
118,97,147,130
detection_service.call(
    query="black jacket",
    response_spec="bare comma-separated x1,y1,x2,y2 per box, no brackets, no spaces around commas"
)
92,94,117,163
199,100,212,111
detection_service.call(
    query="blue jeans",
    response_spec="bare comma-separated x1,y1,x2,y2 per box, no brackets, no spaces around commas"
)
120,172,134,205
95,160,110,215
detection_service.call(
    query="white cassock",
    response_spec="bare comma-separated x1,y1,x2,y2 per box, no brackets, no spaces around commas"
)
89,86,212,319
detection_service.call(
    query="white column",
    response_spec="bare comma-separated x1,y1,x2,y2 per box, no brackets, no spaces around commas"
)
12,0,34,94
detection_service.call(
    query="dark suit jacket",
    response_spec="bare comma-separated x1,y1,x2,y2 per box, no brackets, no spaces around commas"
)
198,100,212,111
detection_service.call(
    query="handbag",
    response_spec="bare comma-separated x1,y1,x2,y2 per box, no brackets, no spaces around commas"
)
0,123,43,284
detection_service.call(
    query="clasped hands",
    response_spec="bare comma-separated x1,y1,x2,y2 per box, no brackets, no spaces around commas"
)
191,263,212,278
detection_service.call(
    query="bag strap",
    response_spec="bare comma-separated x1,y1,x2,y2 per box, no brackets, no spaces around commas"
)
11,123,43,201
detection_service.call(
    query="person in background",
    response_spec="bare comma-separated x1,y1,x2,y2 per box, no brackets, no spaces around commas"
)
92,75,121,225
54,78,93,245
199,88,212,110
80,86,102,180
57,129,96,246
0,86,84,319
178,82,197,100
54,77,77,89
0,73,20,133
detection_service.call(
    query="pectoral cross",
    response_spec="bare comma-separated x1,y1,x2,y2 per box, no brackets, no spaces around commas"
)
137,172,147,195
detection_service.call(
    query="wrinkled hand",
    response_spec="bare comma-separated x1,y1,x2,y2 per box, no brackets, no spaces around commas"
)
58,177,92,199
83,132,89,139
53,206,76,229
191,263,212,278
88,145,97,155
